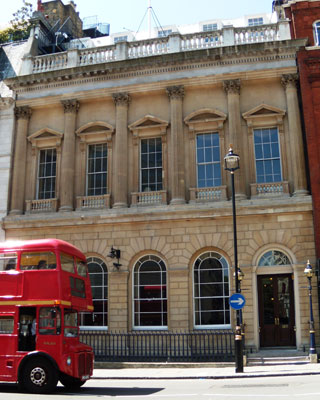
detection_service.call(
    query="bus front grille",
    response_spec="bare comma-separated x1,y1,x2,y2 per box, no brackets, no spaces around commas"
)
78,352,93,378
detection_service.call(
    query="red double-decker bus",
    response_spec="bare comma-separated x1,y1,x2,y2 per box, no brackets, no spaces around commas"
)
0,239,94,393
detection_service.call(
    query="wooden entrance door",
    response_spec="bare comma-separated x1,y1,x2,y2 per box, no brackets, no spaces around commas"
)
258,274,295,347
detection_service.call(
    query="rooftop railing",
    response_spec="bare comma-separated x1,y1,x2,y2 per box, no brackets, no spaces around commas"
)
21,21,291,75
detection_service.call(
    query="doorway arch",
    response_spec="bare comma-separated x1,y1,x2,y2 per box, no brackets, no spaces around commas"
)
252,246,301,349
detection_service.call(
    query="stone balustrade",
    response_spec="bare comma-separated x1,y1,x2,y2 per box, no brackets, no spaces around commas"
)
189,186,227,202
22,21,291,75
128,38,169,58
250,181,290,197
23,181,292,214
131,190,168,206
76,194,111,210
234,25,279,44
25,198,58,213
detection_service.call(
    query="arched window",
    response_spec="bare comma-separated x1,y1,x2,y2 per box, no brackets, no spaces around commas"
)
258,250,290,266
193,252,230,328
81,257,108,328
314,21,320,45
133,255,167,329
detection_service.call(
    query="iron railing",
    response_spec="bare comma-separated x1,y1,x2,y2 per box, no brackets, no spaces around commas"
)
80,330,234,362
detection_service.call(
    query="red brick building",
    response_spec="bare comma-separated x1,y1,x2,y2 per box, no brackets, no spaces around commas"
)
283,0,320,257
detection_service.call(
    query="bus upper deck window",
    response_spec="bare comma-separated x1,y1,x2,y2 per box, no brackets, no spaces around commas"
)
61,253,75,273
76,259,88,277
20,252,56,270
0,253,17,271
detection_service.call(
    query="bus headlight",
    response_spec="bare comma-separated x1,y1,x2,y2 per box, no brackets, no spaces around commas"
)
66,356,72,366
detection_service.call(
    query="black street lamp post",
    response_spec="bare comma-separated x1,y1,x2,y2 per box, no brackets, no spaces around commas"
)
304,260,317,362
224,146,243,373
235,265,245,349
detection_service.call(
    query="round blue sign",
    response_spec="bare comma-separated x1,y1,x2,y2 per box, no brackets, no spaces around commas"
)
229,293,246,310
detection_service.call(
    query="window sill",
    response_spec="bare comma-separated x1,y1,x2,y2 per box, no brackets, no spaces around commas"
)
194,325,232,330
80,326,108,331
133,326,168,331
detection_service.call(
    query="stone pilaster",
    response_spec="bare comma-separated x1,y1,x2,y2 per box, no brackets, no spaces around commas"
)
166,85,186,204
112,92,130,208
10,106,32,215
59,99,79,212
281,74,308,196
223,79,246,199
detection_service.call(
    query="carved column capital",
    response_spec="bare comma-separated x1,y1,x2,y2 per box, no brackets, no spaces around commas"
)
14,106,32,120
61,99,80,114
166,85,185,100
112,92,131,106
223,79,241,95
281,74,299,89
0,97,14,110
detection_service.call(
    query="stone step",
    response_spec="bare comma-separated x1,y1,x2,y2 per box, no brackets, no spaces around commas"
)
247,354,310,365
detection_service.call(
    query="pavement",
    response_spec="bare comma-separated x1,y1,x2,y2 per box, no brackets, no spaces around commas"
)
92,361,320,380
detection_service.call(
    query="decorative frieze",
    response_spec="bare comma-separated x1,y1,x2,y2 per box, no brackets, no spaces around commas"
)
223,79,241,95
14,106,32,120
61,99,80,114
112,92,131,106
166,85,185,100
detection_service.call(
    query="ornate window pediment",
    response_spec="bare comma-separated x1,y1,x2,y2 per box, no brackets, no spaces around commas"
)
184,108,227,132
242,104,285,128
28,128,63,149
76,122,114,143
129,115,169,139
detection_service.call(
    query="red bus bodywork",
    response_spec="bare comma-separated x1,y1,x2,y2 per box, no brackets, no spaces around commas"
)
0,239,94,393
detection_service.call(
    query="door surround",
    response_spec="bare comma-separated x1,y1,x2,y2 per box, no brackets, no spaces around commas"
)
251,247,302,351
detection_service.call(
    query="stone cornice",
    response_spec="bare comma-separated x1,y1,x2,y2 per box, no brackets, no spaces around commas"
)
14,67,298,109
5,39,307,93
2,196,313,230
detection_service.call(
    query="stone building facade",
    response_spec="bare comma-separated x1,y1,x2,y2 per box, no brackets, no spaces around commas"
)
3,11,318,353
0,39,33,241
283,0,320,259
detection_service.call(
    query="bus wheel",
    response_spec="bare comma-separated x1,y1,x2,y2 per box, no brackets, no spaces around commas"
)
21,358,58,394
60,373,86,390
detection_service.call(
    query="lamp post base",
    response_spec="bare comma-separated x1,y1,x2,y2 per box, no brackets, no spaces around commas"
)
309,353,318,363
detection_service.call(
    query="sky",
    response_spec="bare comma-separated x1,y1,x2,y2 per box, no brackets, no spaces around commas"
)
0,0,275,34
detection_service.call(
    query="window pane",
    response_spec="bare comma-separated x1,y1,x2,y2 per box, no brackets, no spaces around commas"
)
196,133,221,188
254,128,282,183
20,252,56,270
140,138,162,192
197,148,205,163
0,317,14,334
80,257,108,327
134,256,167,328
193,253,230,327
87,144,108,196
60,253,74,273
37,149,57,199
